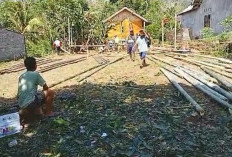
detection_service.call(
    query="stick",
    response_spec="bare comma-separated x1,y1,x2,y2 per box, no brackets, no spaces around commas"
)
161,68,204,115
173,56,232,73
78,56,126,83
204,66,232,79
201,67,232,91
175,68,232,109
50,64,103,88
190,54,232,64
181,67,232,101
148,57,182,78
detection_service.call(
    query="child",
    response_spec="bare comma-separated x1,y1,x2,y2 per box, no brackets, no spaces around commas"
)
126,30,136,61
133,29,149,68
18,57,56,125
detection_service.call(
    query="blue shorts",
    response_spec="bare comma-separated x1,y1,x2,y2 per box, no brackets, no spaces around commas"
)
140,52,147,59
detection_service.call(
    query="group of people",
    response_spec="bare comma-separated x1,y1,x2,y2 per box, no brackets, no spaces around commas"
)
126,29,150,68
18,29,151,128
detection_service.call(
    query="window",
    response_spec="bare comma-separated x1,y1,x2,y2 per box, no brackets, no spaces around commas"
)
204,14,211,27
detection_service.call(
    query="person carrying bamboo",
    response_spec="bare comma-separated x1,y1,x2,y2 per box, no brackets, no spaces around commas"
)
133,29,149,68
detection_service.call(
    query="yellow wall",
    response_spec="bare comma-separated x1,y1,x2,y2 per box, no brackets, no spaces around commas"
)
107,19,143,40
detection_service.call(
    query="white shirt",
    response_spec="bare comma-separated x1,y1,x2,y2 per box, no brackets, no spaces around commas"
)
54,40,61,47
136,36,148,52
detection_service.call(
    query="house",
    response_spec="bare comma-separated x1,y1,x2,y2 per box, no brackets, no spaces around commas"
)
0,28,25,61
103,7,150,40
178,0,232,38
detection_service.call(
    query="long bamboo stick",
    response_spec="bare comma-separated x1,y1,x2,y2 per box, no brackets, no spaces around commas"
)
201,67,232,91
162,55,217,82
175,68,232,109
203,66,232,79
172,56,232,73
190,54,232,64
181,67,232,101
161,68,204,115
147,57,182,78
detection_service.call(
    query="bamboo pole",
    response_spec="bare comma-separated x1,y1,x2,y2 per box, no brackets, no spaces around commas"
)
175,68,227,101
78,56,126,83
50,64,103,88
175,68,232,109
190,54,232,64
161,68,204,115
151,56,178,67
201,67,232,91
174,14,177,50
148,57,182,78
203,66,232,79
181,67,232,101
162,20,164,47
171,56,232,73
155,55,216,82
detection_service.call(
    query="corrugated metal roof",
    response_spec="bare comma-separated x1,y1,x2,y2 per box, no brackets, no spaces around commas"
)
178,0,203,15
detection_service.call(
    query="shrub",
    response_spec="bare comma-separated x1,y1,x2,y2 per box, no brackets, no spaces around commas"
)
27,39,52,57
201,27,214,38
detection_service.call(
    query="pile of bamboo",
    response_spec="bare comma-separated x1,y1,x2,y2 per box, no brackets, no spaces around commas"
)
149,53,232,115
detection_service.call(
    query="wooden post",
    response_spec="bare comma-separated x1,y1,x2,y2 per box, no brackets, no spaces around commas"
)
162,20,164,47
68,17,70,48
144,21,146,30
174,14,177,50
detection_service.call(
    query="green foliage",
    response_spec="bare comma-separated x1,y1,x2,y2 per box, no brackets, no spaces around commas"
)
201,27,214,38
27,39,52,57
0,0,190,56
221,14,232,31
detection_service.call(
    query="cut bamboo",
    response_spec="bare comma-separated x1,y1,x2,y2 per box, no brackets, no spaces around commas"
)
161,68,204,115
201,67,232,91
165,55,217,82
151,56,178,67
172,56,232,73
204,66,232,79
147,57,182,78
190,54,232,64
175,68,232,109
181,67,232,101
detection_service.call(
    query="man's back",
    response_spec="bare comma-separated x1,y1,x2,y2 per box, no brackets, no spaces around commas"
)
136,36,148,52
18,71,45,108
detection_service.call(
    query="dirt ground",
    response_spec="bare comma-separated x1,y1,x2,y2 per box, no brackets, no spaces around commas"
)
1,52,232,156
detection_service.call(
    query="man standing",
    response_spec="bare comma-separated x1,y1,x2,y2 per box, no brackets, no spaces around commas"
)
133,29,149,68
53,38,62,55
126,30,136,61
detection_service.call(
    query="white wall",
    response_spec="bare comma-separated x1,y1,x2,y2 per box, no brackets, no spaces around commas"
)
181,0,232,38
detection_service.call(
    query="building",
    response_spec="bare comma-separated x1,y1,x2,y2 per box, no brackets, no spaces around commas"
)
178,0,232,38
103,7,150,39
0,28,25,61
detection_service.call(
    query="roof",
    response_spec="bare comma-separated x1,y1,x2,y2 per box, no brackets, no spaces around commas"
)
103,7,149,23
178,0,203,15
